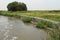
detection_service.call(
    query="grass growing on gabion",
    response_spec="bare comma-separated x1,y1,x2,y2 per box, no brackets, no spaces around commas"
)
36,20,60,40
47,27,60,40
36,20,46,29
36,20,54,29
22,17,33,23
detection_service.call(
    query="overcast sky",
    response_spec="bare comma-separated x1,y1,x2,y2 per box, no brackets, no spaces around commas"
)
0,0,60,10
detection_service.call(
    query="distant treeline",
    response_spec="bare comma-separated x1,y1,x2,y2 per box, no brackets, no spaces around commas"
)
0,10,60,12
26,10,60,13
48,10,60,12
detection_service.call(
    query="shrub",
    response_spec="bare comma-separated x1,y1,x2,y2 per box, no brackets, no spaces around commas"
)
22,17,33,23
7,1,27,11
36,20,54,29
0,11,2,15
36,20,46,29
46,21,54,28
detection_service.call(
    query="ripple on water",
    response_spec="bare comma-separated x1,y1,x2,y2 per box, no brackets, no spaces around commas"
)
3,36,8,40
10,37,18,40
4,30,9,36
10,24,13,27
5,26,8,29
0,16,48,40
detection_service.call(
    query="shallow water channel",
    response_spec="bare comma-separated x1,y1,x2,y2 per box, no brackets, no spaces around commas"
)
0,16,47,40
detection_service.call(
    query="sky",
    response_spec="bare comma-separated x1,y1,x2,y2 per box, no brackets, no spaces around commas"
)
0,0,60,10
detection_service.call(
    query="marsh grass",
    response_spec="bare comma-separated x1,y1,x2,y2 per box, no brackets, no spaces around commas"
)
41,15,60,22
36,20,60,40
22,17,33,23
47,28,60,40
0,11,60,22
36,20,55,29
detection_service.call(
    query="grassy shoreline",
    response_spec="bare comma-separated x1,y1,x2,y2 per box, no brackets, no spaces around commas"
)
0,11,60,22
0,11,60,40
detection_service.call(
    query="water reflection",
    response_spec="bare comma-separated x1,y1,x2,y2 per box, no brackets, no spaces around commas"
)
0,16,47,40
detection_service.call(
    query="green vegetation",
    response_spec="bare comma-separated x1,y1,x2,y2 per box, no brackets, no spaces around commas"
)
36,20,60,40
47,26,60,40
36,20,54,29
0,11,60,22
41,15,60,22
36,20,46,29
0,11,60,40
7,1,27,11
0,11,20,17
22,17,33,23
48,29,60,40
